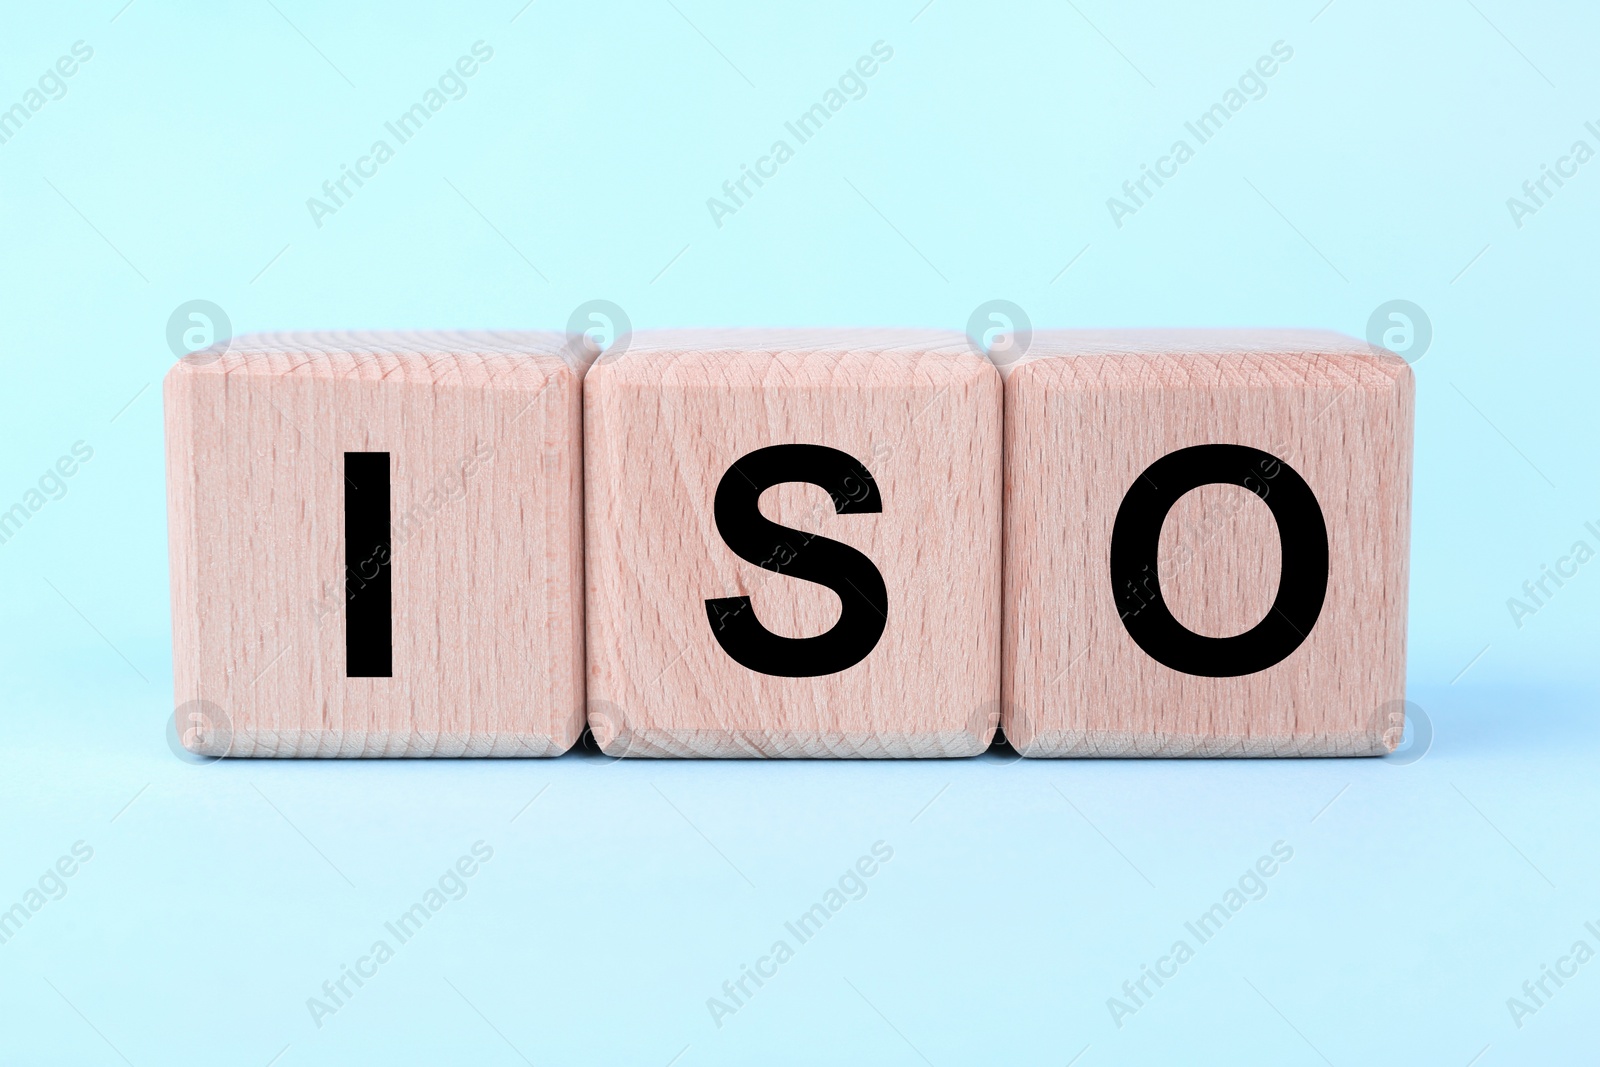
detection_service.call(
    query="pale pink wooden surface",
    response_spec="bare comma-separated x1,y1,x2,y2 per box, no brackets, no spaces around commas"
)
583,329,1002,757
166,331,584,757
1000,329,1413,757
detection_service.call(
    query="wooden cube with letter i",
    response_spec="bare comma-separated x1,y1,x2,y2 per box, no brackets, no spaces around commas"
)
583,329,1003,757
165,331,585,757
1001,330,1414,757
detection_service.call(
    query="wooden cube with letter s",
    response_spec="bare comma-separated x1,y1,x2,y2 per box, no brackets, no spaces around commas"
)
1000,330,1414,757
583,329,1003,757
165,331,585,757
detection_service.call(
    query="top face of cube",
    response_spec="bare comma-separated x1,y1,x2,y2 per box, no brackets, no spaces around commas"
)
1004,328,1412,389
167,329,582,387
591,328,990,386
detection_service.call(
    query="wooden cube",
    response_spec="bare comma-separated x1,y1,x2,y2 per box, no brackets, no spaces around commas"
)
584,330,1002,757
165,331,584,757
1001,330,1413,757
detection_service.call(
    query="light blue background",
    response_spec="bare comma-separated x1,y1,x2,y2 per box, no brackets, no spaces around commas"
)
2,1,1597,1063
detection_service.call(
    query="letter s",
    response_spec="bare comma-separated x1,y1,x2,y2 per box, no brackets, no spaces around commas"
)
704,444,888,677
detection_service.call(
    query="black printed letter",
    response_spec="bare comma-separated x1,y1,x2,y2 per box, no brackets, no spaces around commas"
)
345,451,392,678
1109,444,1327,677
704,444,887,677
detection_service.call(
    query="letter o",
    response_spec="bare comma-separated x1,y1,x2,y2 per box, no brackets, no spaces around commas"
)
1109,444,1328,677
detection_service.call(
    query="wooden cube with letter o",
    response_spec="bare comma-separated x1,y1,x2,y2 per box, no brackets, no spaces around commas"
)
583,329,1002,757
1001,330,1413,757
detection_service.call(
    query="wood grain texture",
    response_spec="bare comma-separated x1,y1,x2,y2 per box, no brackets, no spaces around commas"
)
584,329,1002,757
1001,330,1413,757
165,331,584,757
